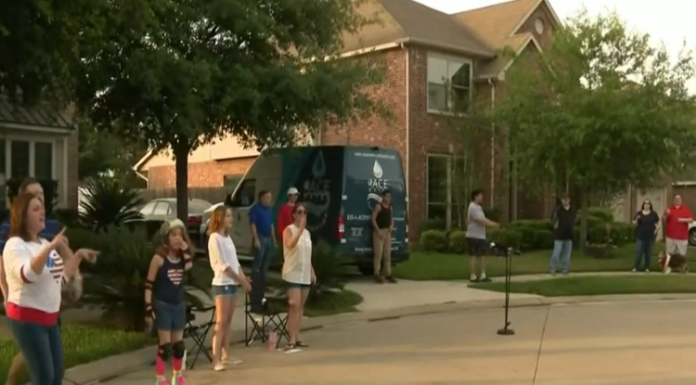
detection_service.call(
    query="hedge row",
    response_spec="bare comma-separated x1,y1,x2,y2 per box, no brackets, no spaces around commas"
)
420,210,635,254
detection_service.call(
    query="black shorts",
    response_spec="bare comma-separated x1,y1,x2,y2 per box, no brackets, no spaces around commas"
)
466,238,488,257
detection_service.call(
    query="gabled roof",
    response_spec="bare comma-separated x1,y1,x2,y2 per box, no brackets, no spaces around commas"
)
0,95,74,130
451,0,540,47
343,0,495,58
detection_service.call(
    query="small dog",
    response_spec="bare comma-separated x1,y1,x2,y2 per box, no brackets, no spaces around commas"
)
658,251,689,274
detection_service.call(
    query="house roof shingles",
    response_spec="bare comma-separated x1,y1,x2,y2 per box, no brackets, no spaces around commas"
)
451,0,539,47
344,0,549,78
0,95,74,130
343,0,495,58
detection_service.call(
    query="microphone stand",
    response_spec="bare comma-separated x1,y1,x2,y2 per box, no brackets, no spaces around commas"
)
497,246,515,336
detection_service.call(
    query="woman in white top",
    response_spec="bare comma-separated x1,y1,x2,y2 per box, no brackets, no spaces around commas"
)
3,193,76,385
282,203,315,353
207,205,251,371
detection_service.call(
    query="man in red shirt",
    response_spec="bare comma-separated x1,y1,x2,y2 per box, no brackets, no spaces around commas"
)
663,194,693,256
277,187,299,242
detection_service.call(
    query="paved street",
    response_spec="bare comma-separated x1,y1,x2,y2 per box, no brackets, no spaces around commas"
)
98,299,696,385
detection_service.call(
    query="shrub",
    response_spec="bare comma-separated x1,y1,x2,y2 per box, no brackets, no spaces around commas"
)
308,240,352,301
587,207,614,223
53,208,81,228
65,227,101,250
608,222,634,246
532,228,555,249
419,230,447,253
489,228,522,249
448,230,468,254
81,226,209,331
79,176,144,232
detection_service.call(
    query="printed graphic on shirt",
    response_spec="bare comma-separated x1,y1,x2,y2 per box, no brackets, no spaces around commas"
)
46,250,64,283
167,267,184,286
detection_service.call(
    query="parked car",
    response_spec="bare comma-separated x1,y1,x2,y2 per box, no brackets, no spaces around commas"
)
139,198,212,247
689,222,696,246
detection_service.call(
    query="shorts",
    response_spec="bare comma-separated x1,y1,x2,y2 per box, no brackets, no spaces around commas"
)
212,284,239,296
153,300,186,332
284,280,312,290
466,238,488,257
666,237,688,256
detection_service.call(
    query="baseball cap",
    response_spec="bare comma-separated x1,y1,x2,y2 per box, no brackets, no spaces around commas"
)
287,187,299,195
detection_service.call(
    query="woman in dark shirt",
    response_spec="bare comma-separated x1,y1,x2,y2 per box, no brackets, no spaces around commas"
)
633,200,660,272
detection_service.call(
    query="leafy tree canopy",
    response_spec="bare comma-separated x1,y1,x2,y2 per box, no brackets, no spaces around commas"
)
74,0,386,219
0,0,98,104
495,10,696,204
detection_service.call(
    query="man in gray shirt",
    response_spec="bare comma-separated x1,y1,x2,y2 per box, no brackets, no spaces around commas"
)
466,189,499,282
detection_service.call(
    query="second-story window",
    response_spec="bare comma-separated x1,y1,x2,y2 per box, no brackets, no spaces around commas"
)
427,54,472,113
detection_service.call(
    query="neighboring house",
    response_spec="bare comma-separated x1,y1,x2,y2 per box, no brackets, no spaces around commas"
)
0,96,79,209
134,0,562,237
133,135,260,189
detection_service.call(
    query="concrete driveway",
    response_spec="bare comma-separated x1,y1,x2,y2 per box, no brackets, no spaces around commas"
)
100,299,696,385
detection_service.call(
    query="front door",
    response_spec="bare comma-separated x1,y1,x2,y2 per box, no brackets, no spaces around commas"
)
230,179,256,259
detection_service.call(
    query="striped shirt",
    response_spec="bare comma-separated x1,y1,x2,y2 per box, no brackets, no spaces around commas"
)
0,218,62,255
4,237,64,326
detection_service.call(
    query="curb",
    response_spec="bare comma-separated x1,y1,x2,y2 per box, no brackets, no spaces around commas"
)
65,293,696,384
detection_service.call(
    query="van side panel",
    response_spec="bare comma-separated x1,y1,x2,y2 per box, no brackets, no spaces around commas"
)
343,148,408,264
288,147,344,244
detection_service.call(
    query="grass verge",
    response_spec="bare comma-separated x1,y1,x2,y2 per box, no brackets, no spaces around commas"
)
0,324,154,383
472,275,696,296
305,289,363,317
392,245,682,280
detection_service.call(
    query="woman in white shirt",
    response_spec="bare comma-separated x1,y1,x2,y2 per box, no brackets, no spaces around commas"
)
282,203,315,353
207,205,251,371
3,193,79,385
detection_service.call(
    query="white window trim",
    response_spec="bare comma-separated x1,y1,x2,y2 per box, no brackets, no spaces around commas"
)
426,53,474,115
1,137,56,180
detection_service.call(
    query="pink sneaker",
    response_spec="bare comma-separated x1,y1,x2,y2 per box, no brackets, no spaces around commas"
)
173,372,187,385
156,377,171,385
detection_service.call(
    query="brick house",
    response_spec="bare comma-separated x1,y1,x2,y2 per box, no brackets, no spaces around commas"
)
135,0,562,237
0,96,79,208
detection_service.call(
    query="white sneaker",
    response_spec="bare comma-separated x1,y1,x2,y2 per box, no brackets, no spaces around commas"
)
284,344,302,354
632,268,637,272
480,273,488,281
470,274,477,281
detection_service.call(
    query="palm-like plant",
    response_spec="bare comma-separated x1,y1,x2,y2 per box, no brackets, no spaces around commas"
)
81,226,211,331
79,176,144,232
309,240,351,300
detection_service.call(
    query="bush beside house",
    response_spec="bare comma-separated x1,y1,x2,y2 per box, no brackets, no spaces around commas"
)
419,208,635,254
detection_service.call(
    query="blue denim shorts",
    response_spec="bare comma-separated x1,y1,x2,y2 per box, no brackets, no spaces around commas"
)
153,300,186,332
212,284,239,296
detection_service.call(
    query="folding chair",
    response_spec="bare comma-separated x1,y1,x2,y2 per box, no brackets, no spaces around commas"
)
245,294,289,349
184,305,215,369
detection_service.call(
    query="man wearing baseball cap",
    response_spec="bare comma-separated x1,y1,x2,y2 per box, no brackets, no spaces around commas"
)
277,187,299,241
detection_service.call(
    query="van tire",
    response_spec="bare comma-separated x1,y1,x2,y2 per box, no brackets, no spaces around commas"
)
358,265,374,276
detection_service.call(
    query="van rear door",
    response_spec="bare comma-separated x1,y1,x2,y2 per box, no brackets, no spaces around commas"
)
343,147,408,262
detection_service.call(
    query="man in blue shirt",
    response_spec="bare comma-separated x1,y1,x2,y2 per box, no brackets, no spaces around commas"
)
248,190,276,313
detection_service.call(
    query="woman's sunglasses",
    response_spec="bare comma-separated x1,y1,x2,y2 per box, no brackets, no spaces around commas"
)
296,210,306,215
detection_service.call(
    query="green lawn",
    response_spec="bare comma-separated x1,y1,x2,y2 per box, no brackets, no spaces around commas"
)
472,275,696,296
0,324,154,383
392,245,690,281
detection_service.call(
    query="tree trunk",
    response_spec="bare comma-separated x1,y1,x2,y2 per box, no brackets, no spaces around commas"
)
579,190,589,254
173,142,190,223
